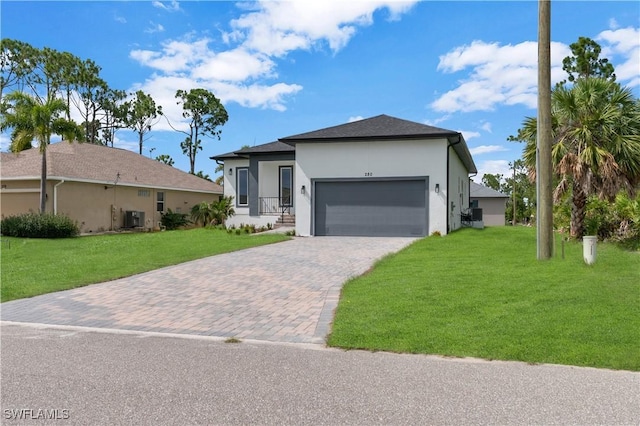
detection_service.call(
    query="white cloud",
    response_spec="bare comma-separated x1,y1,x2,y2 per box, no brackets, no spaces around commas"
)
597,26,640,87
432,40,571,113
432,25,640,114
130,38,213,74
608,18,619,30
227,1,417,57
145,22,165,34
210,81,303,112
191,49,276,82
469,145,508,156
128,1,417,117
423,115,451,126
480,122,492,133
473,160,511,183
459,130,480,141
114,15,126,24
348,116,364,122
152,1,180,12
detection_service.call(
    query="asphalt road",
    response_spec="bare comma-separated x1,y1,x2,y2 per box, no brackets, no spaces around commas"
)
1,323,638,425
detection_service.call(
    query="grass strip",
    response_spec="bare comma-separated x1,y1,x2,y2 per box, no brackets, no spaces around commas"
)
1,229,289,302
328,227,640,371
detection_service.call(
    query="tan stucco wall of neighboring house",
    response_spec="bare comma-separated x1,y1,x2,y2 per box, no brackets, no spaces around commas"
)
1,178,220,233
471,197,507,226
0,179,41,217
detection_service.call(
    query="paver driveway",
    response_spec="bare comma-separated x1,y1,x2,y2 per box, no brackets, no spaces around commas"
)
1,237,415,344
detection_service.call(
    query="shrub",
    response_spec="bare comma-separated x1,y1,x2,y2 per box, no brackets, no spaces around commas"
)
0,212,79,238
191,196,236,227
555,192,640,249
161,209,190,230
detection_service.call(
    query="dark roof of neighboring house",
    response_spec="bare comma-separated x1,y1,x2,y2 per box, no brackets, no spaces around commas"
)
280,114,477,173
210,141,294,161
1,142,222,194
211,149,243,161
470,181,509,198
280,114,458,142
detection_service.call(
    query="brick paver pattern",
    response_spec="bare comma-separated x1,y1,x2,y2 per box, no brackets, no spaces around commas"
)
1,237,415,344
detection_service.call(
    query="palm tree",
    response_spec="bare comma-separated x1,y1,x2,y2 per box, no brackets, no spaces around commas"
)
0,91,81,213
190,201,214,227
211,196,235,226
518,78,640,238
190,197,236,227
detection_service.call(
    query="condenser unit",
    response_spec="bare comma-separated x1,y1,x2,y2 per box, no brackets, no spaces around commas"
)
124,211,145,228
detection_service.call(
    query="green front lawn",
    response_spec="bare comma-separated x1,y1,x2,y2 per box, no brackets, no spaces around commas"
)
328,227,640,371
1,229,289,302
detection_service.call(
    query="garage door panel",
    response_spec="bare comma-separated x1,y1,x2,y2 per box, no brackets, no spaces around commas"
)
315,180,427,237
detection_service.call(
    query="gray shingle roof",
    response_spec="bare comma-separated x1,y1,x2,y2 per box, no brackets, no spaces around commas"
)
280,114,477,173
235,141,295,155
1,142,222,194
210,141,294,161
279,114,458,141
210,114,478,174
470,181,509,198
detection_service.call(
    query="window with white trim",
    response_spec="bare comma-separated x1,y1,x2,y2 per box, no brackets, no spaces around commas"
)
156,191,165,212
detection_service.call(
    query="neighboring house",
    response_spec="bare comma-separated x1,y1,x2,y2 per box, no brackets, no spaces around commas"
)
212,114,477,237
469,181,509,226
1,142,222,233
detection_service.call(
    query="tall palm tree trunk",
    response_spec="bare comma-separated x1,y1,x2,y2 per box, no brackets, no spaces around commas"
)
571,181,587,238
39,148,47,213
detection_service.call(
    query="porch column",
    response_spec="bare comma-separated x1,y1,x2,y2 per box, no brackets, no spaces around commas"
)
249,156,259,216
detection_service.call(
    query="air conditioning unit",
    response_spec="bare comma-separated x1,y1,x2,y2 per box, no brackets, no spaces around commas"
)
471,208,483,221
125,211,145,228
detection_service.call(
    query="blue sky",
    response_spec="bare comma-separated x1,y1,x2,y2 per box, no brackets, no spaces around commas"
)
2,1,639,182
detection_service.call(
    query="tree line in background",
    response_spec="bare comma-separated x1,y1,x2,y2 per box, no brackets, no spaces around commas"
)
0,38,228,180
487,36,640,247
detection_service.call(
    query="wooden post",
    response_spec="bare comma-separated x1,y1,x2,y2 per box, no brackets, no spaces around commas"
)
537,0,554,259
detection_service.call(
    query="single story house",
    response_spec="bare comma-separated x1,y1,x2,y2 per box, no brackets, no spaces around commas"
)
470,181,509,226
212,114,477,237
1,142,222,233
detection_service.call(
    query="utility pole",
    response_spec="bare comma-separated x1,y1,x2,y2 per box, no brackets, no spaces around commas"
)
537,0,554,259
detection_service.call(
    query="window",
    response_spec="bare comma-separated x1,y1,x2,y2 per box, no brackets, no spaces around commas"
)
138,189,150,197
279,166,293,206
237,168,248,206
156,191,164,212
470,200,479,208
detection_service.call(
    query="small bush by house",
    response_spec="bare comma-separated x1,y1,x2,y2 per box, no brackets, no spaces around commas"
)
161,209,190,230
1,212,80,238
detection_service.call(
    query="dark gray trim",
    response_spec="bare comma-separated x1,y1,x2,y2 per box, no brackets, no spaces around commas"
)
236,167,249,208
248,158,259,216
311,176,429,237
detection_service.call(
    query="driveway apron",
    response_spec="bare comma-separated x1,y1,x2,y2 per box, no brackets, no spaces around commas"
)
1,237,416,344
